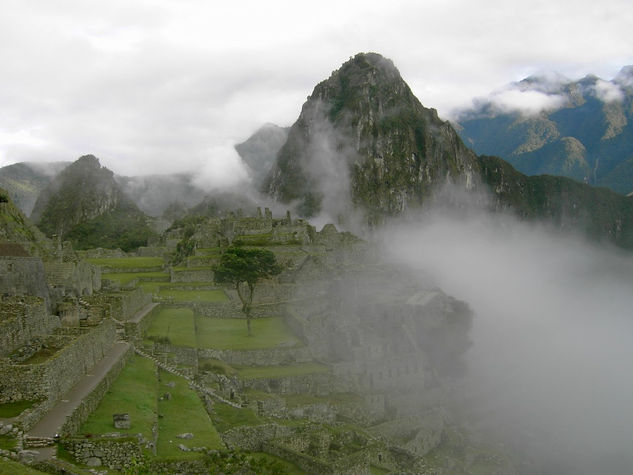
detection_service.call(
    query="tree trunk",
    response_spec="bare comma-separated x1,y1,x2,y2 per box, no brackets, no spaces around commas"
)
236,281,255,336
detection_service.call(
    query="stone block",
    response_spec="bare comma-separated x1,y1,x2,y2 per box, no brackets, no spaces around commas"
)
113,413,130,429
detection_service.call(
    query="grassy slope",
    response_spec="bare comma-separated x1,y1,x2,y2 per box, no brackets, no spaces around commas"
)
158,289,227,303
85,257,164,268
196,317,301,350
146,307,197,347
156,370,224,458
80,355,157,439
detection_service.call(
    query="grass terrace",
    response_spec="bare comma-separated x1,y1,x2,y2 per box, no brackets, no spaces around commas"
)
237,362,330,379
195,316,302,350
80,355,157,439
250,453,306,474
102,271,169,286
210,402,262,433
157,288,228,303
85,257,165,268
156,370,223,458
0,400,38,418
0,457,48,474
146,307,196,347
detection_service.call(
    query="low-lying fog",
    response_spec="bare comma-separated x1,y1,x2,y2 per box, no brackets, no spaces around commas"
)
382,204,633,474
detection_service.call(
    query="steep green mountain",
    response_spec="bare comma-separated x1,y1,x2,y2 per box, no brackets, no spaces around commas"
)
456,67,633,194
31,155,155,251
265,53,633,249
265,53,480,223
235,123,289,188
0,187,53,256
0,161,69,215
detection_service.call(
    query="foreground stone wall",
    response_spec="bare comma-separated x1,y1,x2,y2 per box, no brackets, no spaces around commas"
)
62,437,142,471
0,320,115,405
44,260,101,297
0,296,60,356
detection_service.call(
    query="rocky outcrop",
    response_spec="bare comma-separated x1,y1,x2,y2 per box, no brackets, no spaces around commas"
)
265,53,480,223
235,123,289,188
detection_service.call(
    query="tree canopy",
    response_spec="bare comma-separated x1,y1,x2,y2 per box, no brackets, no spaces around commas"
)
214,246,282,335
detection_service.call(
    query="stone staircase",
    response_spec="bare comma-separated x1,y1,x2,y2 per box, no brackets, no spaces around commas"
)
132,346,242,409
23,435,56,448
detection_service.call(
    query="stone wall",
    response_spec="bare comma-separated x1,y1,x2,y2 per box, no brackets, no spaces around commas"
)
221,423,292,451
62,437,142,471
44,260,101,297
124,303,159,341
90,288,152,321
1,320,115,413
239,372,348,396
187,302,242,319
0,257,50,302
0,296,60,356
60,344,133,437
262,441,337,474
170,268,214,283
198,346,313,367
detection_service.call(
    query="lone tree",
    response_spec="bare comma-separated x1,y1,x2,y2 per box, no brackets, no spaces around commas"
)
214,246,282,336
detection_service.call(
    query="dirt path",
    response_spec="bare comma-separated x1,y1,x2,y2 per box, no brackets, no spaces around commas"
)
27,341,130,439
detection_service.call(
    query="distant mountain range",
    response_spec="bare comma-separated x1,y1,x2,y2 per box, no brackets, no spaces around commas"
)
455,66,633,195
2,54,633,251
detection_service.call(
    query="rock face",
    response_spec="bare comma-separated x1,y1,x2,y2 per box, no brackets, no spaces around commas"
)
456,67,633,194
265,53,633,249
265,52,479,223
30,155,154,251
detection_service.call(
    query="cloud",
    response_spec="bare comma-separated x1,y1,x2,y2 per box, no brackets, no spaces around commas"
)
383,200,633,473
488,88,567,114
592,79,625,102
0,0,632,175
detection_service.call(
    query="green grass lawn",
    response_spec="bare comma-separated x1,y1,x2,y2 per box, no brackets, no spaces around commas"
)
80,355,157,439
237,363,330,379
0,458,48,474
210,402,262,433
195,317,301,350
146,307,196,347
156,370,224,458
85,257,165,268
250,452,306,474
0,400,37,417
102,271,169,285
158,289,228,303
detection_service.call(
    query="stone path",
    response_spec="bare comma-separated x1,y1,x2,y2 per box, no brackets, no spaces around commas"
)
27,341,130,440
133,346,242,408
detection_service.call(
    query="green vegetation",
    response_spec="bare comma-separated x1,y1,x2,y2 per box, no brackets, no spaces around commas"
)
195,247,221,256
157,288,227,303
198,358,237,376
156,370,223,458
146,308,196,348
102,271,169,285
85,257,164,268
237,363,330,379
211,403,261,433
370,465,390,474
0,457,48,474
214,247,282,336
80,355,157,439
0,400,37,417
250,452,306,474
0,435,17,451
195,317,301,350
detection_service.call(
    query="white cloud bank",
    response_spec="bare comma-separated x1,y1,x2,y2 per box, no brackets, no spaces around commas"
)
0,0,632,181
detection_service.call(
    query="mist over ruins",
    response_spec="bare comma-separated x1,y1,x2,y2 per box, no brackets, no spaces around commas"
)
1,21,633,475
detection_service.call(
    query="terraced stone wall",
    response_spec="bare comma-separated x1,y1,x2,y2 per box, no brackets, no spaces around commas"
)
0,296,60,356
0,257,50,301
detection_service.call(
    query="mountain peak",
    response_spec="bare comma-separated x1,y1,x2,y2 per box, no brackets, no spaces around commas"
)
265,53,478,222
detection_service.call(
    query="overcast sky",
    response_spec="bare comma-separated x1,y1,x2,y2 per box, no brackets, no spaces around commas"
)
1,0,632,187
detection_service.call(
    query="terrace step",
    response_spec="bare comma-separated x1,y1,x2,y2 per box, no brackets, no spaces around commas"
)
133,346,241,409
23,436,55,448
